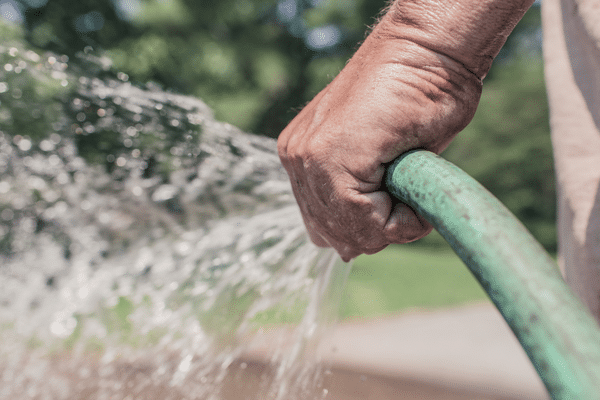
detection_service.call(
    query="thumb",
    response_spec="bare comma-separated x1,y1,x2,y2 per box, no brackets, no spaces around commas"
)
384,202,433,244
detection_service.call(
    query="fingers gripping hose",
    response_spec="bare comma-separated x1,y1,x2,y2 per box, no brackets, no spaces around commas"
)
385,150,600,399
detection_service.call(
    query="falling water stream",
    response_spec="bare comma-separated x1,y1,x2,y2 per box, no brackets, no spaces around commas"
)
0,22,350,399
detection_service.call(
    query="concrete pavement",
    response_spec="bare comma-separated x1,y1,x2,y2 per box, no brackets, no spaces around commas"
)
243,302,550,399
317,302,549,399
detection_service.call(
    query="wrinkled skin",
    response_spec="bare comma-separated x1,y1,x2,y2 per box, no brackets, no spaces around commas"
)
278,19,482,261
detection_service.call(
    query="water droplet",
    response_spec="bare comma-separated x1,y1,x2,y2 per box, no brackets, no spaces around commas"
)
54,201,67,214
187,113,203,125
80,200,92,210
17,138,31,151
97,212,111,225
83,123,95,134
43,190,60,203
0,82,8,93
78,284,90,300
126,126,137,137
51,70,66,80
48,154,61,166
178,354,193,373
97,108,106,117
50,133,62,143
76,113,86,122
0,209,13,221
39,140,54,152
176,241,190,255
116,156,127,167
8,47,17,57
0,181,10,194
25,50,40,62
47,56,56,65
12,88,21,99
28,176,45,190
50,314,77,338
152,185,178,202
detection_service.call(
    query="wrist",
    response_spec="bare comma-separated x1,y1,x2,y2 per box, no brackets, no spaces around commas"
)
376,0,534,79
318,35,483,158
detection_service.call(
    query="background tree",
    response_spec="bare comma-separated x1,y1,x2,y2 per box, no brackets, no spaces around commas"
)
8,0,540,136
2,0,555,252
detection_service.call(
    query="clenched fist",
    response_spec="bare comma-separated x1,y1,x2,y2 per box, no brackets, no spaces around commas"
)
277,13,483,261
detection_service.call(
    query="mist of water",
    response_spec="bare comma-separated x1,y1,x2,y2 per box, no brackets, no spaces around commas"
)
0,27,350,399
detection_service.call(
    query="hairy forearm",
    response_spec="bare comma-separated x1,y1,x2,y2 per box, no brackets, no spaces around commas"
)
376,0,535,79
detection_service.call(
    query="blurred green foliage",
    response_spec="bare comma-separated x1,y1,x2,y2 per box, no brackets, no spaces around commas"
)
3,1,555,251
11,0,541,136
10,0,390,136
0,21,70,141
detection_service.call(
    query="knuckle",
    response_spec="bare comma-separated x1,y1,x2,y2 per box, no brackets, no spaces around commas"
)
409,224,433,242
401,222,433,243
384,211,433,244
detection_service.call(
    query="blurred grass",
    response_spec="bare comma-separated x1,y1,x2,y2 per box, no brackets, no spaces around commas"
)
339,228,558,320
339,231,491,320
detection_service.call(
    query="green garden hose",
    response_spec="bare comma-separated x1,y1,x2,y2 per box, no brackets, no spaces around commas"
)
385,150,600,399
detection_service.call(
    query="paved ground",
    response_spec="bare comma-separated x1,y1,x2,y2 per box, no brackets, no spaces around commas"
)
245,302,550,399
319,302,549,399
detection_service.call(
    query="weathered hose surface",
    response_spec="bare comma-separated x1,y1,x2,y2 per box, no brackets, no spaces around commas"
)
385,150,600,399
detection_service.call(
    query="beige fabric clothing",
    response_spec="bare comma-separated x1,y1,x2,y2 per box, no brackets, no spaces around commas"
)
542,0,600,321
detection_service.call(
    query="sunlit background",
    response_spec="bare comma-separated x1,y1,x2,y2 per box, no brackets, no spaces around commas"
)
0,0,554,319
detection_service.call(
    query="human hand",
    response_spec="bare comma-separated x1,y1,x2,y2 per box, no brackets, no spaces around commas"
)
277,23,483,261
